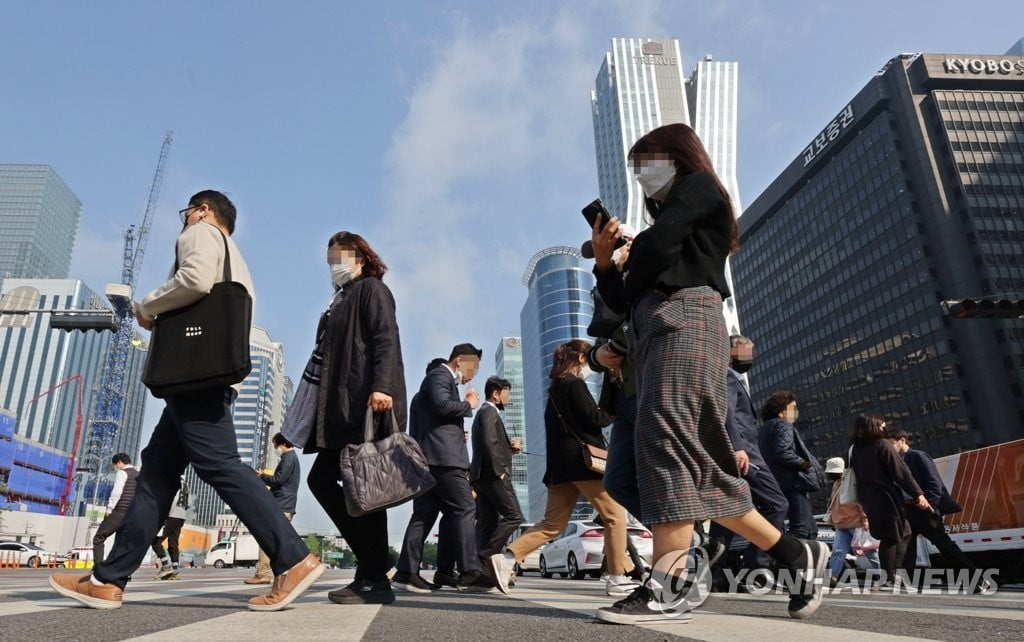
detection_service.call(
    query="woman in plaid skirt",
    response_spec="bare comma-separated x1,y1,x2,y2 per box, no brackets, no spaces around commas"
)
590,123,829,625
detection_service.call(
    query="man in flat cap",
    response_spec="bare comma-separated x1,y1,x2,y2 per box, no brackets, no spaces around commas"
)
394,343,494,592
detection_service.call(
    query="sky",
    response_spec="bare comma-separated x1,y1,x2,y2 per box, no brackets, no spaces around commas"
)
2,1,1020,545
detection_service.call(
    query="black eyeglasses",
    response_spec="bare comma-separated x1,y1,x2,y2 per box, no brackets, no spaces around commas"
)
178,205,200,224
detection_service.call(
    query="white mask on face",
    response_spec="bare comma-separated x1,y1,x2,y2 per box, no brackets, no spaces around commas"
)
635,160,677,198
330,263,355,288
579,364,594,380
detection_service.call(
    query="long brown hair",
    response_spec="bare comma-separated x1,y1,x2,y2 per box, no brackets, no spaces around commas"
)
851,413,886,444
328,231,387,279
629,123,740,254
549,339,591,383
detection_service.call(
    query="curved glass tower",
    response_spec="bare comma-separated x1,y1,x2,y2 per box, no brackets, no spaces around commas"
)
519,247,595,521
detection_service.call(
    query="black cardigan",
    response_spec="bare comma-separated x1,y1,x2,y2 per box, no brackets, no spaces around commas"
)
543,376,613,485
308,276,407,452
595,171,733,313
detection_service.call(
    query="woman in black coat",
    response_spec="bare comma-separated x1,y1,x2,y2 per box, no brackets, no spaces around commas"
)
305,231,406,605
849,413,930,588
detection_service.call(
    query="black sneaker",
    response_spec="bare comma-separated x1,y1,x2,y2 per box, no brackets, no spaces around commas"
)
787,540,829,619
596,585,692,625
328,578,396,605
457,570,495,593
392,572,436,593
432,570,459,590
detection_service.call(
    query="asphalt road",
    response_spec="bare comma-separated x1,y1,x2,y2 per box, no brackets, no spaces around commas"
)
0,567,1021,641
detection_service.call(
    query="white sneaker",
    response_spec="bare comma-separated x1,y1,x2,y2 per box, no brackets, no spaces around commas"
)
606,574,642,597
488,552,516,595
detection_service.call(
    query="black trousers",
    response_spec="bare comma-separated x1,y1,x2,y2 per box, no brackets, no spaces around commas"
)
473,475,523,557
710,466,789,569
785,490,818,540
93,509,127,565
151,517,185,565
94,389,309,589
879,535,911,583
307,449,390,582
398,466,478,575
902,506,975,572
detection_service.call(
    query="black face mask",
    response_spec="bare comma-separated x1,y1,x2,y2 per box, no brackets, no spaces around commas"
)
495,401,505,411
731,359,754,374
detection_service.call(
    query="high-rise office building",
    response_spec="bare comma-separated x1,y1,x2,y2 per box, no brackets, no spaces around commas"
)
591,38,743,334
187,326,288,527
0,279,148,463
494,336,528,518
0,165,81,281
734,52,1024,474
1007,38,1024,56
520,247,595,521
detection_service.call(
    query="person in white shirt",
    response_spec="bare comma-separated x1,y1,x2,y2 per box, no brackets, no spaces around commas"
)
91,454,138,566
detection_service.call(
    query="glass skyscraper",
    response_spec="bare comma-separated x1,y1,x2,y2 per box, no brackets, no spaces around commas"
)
734,52,1024,482
591,38,743,335
187,326,289,528
519,247,595,521
1007,38,1024,56
0,165,81,281
494,336,529,519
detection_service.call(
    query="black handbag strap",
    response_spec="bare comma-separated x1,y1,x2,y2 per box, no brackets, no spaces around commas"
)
173,225,233,282
363,406,399,443
549,394,588,446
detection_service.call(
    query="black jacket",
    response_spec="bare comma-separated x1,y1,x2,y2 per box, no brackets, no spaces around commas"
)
902,449,961,516
852,439,923,541
260,449,299,513
759,418,823,493
413,365,472,469
470,404,512,483
724,371,768,472
595,171,733,313
543,376,613,485
308,277,407,452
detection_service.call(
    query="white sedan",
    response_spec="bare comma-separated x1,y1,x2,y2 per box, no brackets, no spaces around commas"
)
539,520,653,579
0,540,66,568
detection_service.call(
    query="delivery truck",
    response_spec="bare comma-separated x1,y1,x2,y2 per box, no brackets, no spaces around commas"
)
205,534,259,569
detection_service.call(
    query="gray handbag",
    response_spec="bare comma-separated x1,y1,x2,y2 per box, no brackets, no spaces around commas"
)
339,407,436,517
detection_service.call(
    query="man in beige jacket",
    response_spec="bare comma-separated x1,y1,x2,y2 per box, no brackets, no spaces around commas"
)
49,190,322,611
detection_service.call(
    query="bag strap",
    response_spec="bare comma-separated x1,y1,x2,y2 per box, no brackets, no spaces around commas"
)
362,406,399,443
847,445,854,470
173,225,233,283
548,393,586,445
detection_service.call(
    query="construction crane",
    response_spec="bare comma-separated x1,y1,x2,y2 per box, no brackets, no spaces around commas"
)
84,131,173,508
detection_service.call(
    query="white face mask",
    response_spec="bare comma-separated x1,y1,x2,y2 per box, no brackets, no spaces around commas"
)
635,159,677,198
330,263,355,288
579,364,594,380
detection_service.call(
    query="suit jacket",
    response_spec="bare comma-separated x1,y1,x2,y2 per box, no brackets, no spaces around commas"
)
413,365,472,469
902,449,961,515
470,404,512,483
724,371,768,471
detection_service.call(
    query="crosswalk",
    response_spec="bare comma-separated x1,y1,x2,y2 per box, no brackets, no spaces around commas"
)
0,569,1020,641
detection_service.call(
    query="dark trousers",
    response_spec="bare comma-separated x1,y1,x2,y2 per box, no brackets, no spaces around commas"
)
93,509,127,565
436,516,457,574
902,507,975,573
398,466,479,575
711,466,789,569
879,535,910,583
603,392,642,520
473,475,523,557
785,490,817,540
150,517,185,565
94,389,309,589
307,450,390,582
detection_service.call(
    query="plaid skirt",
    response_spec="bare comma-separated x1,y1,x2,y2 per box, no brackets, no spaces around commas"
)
629,286,754,524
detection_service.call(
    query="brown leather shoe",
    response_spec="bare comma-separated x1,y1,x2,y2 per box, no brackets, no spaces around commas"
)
49,572,123,609
247,554,325,611
244,576,272,585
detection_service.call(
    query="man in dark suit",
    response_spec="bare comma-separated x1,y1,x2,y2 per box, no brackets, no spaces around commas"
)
395,343,492,593
471,377,524,559
711,336,789,586
887,429,986,588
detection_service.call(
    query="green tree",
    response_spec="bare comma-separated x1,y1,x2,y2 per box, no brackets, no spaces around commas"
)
421,541,438,567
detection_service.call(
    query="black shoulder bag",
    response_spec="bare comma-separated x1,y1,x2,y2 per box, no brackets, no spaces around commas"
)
142,230,253,398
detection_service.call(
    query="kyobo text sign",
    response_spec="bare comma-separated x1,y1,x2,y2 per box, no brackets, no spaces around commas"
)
943,58,1024,75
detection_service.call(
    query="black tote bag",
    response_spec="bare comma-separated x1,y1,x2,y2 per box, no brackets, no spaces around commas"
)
142,230,253,398
339,408,436,517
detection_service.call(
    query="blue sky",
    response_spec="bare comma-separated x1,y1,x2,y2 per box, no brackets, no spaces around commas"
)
2,1,1020,543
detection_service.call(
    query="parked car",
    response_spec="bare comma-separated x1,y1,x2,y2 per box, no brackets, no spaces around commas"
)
538,520,653,580
507,523,546,575
0,540,66,568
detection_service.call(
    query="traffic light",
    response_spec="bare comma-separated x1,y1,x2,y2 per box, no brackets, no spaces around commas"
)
49,311,118,331
941,299,1024,319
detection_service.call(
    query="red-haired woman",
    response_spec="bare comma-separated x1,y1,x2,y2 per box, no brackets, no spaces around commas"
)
301,231,406,606
589,124,829,624
489,340,635,597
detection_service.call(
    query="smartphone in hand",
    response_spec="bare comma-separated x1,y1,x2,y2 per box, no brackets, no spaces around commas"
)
582,199,626,249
